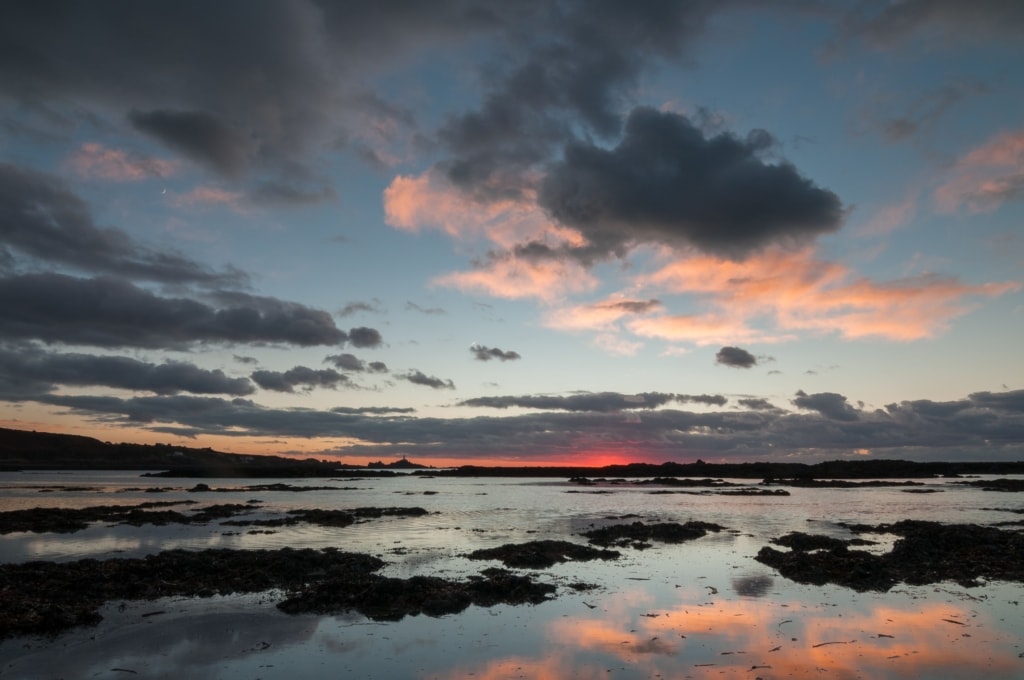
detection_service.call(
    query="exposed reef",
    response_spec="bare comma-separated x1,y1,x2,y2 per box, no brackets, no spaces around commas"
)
0,547,561,639
0,503,428,534
581,521,725,548
466,540,621,569
756,520,1024,591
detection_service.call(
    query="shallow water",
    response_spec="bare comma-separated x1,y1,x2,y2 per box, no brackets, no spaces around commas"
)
1,471,1022,679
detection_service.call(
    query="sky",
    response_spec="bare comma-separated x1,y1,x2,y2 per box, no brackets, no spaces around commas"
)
1,0,1023,467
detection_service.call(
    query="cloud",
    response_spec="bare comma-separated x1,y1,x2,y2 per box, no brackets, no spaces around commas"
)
0,273,347,348
0,345,254,397
539,108,844,261
874,81,988,142
435,253,598,302
793,390,860,422
325,353,367,372
128,108,256,178
249,181,337,206
402,370,455,390
677,394,728,407
835,0,1024,50
470,344,521,362
64,142,177,181
338,300,383,317
0,163,245,286
325,353,386,373
18,387,1024,463
330,405,414,416
545,297,662,333
406,302,446,315
347,326,383,348
632,247,1019,343
716,346,758,369
738,398,778,411
434,1,732,199
934,130,1024,214
251,366,349,393
0,1,497,193
168,185,247,212
458,391,678,413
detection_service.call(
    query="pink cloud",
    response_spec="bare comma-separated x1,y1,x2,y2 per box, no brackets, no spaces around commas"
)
935,130,1024,213
384,169,593,300
634,247,1019,343
435,256,597,302
169,185,247,212
65,142,177,181
384,169,583,248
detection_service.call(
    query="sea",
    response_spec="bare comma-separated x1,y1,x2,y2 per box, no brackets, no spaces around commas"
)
0,470,1022,679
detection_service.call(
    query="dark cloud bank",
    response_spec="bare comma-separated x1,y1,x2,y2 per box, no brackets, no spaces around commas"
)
14,387,1024,464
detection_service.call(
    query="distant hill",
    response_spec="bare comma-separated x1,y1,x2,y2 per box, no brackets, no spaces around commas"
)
0,427,343,476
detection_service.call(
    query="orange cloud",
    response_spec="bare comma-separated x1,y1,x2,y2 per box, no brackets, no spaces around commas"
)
935,130,1024,213
383,169,583,248
434,255,598,302
634,247,1018,342
384,170,595,301
65,142,177,181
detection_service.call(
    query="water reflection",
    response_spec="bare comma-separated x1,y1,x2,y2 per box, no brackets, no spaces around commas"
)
531,588,1021,679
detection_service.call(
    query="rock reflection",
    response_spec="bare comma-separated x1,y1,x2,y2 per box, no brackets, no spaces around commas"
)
731,573,773,597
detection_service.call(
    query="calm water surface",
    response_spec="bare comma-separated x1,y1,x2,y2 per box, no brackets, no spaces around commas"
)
1,471,1021,679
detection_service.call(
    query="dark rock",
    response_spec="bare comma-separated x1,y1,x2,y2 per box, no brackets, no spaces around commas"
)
581,521,724,548
466,540,620,569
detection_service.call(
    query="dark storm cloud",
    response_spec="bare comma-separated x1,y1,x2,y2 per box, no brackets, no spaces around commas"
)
347,326,383,349
539,108,844,260
470,344,521,362
793,390,860,422
251,366,349,393
835,0,1024,50
402,370,455,390
0,345,253,396
0,273,347,348
459,391,678,412
0,163,245,286
233,355,259,365
716,346,758,369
